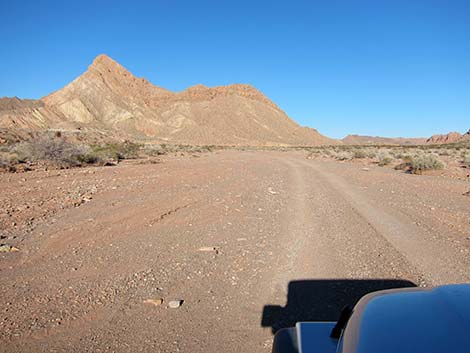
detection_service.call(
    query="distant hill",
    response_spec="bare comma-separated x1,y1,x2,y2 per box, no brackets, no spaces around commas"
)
343,130,470,146
0,55,336,146
342,134,426,145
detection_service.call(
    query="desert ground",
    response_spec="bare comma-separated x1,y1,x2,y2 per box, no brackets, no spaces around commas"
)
1,150,470,352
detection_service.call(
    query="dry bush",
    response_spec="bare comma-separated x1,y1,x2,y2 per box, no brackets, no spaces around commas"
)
409,153,444,174
335,151,353,161
143,144,167,157
436,149,452,156
376,150,394,166
143,143,214,156
393,149,410,159
365,148,379,158
352,148,368,159
14,136,91,168
462,153,470,168
306,150,320,159
320,148,335,157
90,141,142,161
0,153,18,172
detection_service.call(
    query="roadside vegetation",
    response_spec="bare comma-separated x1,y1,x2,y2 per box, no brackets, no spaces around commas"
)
0,133,215,173
304,142,470,175
1,132,469,176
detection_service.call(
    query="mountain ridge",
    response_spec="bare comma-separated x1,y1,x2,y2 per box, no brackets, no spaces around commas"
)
1,54,335,146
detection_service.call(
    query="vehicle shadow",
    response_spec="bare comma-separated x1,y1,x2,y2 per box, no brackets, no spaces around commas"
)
261,279,416,334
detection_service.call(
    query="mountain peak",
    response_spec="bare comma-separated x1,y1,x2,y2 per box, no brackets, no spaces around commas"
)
90,54,120,67
87,54,132,79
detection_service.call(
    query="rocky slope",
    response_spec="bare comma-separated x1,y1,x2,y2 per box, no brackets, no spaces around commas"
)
0,55,335,146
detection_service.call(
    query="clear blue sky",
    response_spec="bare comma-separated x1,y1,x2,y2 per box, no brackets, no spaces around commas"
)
1,0,469,138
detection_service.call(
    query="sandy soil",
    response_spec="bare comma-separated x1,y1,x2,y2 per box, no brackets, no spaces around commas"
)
1,151,469,352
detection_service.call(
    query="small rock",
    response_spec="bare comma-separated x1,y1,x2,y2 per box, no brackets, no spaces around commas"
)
144,298,164,306
198,246,219,254
361,168,370,171
267,187,279,195
168,300,183,309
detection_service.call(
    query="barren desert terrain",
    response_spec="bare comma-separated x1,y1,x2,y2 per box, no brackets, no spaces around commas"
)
1,150,469,352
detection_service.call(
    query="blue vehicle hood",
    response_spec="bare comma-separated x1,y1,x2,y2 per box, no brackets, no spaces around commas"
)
341,284,470,353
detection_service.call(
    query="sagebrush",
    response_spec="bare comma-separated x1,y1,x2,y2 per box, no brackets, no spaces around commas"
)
409,153,444,174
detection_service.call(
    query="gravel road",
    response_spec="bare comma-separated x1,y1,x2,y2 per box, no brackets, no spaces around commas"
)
1,151,469,352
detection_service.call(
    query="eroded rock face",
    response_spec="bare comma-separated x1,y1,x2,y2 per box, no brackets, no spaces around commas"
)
426,132,464,144
1,54,336,146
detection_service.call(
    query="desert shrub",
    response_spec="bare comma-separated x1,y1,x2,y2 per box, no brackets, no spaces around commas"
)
143,144,167,156
409,153,444,174
335,151,353,161
144,143,214,156
0,153,18,172
77,152,102,165
377,150,394,166
14,136,90,167
462,153,470,168
0,145,10,153
437,149,452,156
393,149,409,159
189,145,213,153
352,148,368,159
90,141,142,161
306,151,319,159
365,148,379,158
118,141,142,158
321,148,334,157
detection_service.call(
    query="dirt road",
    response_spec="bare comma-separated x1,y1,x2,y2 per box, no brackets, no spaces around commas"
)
1,151,469,352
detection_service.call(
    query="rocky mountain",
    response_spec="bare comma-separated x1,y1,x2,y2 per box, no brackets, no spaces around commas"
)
342,135,426,145
426,130,470,144
0,55,335,146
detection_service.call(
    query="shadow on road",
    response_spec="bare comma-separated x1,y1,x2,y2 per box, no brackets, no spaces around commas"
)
261,279,416,334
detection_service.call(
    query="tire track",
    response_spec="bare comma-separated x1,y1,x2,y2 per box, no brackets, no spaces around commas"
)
295,157,470,286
